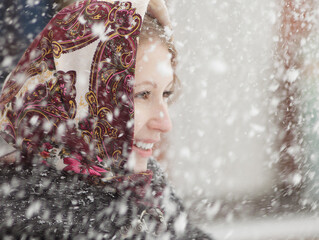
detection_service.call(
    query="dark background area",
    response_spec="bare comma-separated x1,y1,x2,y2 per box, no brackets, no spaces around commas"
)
0,0,71,87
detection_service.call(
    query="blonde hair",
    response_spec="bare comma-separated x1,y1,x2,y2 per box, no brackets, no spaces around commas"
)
139,14,180,91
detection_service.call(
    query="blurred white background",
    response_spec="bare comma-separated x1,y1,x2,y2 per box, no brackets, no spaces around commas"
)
164,0,319,239
167,0,278,201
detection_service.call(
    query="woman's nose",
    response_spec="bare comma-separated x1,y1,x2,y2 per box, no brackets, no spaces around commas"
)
148,103,172,133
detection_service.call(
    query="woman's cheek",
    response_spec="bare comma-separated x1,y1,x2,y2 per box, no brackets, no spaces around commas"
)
134,100,152,134
134,104,143,134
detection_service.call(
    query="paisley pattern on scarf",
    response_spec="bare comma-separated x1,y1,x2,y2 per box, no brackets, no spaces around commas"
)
0,0,141,177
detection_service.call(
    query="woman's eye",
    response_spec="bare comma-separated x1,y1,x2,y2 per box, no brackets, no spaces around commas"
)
134,91,150,100
163,91,173,98
163,91,174,102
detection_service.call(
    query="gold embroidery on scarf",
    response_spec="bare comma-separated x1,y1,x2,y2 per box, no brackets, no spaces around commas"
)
116,45,122,52
112,149,123,167
86,91,98,117
84,91,118,158
18,110,59,129
52,41,62,58
23,35,54,79
101,69,116,83
112,79,120,105
69,100,76,119
55,11,79,26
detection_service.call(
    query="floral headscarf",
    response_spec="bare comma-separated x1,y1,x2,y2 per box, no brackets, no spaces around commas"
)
0,0,169,187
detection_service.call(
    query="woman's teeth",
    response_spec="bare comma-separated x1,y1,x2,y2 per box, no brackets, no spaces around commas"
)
133,140,154,150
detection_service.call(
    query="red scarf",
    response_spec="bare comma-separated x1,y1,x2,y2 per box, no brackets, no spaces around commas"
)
0,0,151,188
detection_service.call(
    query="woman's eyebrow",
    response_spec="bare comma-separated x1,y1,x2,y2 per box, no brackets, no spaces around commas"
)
134,81,157,88
166,80,174,89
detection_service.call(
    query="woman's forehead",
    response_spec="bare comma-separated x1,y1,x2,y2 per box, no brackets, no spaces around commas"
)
136,41,171,65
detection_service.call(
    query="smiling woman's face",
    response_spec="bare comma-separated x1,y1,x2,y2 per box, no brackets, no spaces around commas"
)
130,39,174,173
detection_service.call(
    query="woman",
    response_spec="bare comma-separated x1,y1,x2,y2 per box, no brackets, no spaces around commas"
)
0,0,213,239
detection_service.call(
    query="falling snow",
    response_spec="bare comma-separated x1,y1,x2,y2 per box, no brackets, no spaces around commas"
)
1,0,319,239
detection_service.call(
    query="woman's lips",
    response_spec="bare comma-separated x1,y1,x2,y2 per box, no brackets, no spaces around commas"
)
132,139,157,158
132,145,153,158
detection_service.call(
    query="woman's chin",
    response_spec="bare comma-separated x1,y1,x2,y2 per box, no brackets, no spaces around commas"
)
128,149,150,173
